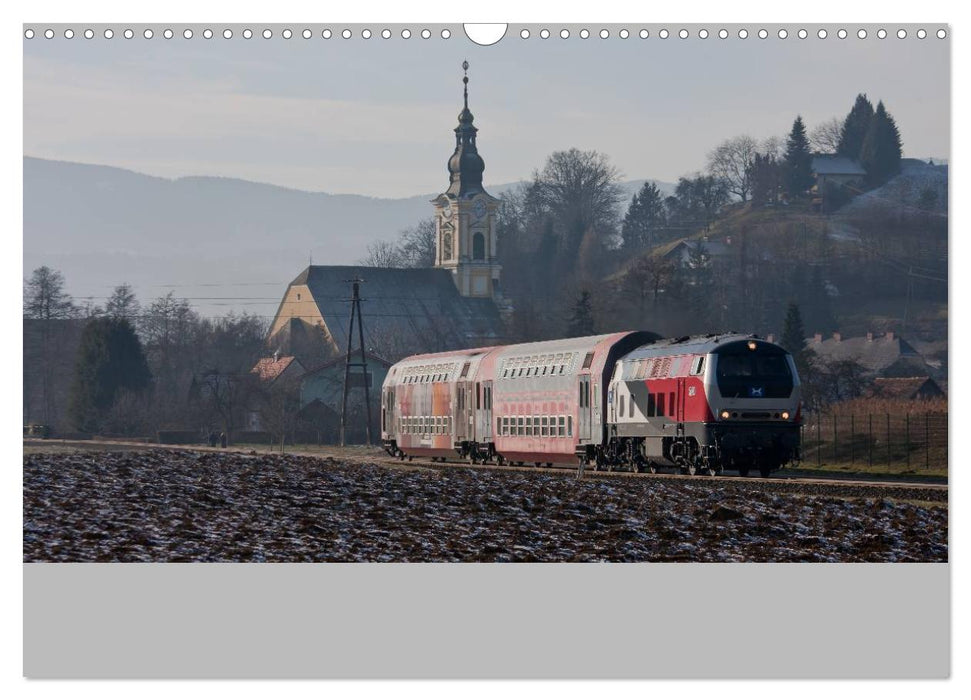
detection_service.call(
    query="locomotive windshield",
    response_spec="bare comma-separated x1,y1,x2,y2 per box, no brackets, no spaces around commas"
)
715,350,793,398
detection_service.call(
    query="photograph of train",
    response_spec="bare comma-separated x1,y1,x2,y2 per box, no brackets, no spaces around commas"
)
19,15,953,683
23,23,947,567
383,332,802,478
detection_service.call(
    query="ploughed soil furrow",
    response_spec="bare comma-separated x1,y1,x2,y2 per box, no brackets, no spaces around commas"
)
23,450,948,563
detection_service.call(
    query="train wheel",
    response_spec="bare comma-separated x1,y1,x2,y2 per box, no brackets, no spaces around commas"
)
534,462,541,468
546,462,553,468
705,467,717,477
683,464,697,476
759,466,772,478
646,462,657,474
738,467,749,477
398,452,406,461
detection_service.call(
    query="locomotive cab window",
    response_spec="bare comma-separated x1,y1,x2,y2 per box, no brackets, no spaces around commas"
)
691,356,705,375
715,347,794,398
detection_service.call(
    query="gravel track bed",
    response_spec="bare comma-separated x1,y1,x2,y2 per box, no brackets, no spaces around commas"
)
24,450,948,563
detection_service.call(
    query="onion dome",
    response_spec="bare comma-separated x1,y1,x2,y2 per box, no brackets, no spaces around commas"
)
445,60,488,198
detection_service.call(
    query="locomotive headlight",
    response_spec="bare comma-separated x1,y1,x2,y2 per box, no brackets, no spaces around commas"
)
720,410,730,420
781,411,791,420
747,340,757,351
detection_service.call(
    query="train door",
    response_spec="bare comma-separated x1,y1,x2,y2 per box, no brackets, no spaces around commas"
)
465,380,476,441
455,362,471,445
383,387,395,436
480,381,493,442
578,375,591,441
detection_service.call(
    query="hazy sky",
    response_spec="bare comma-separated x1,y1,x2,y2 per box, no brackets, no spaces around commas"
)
24,24,950,198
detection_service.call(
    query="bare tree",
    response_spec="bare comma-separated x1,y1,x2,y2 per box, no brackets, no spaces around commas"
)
810,117,843,154
105,283,141,322
23,266,77,427
257,377,302,452
625,253,674,316
760,135,786,160
23,266,76,321
707,135,758,202
359,239,404,268
530,148,623,271
398,217,436,268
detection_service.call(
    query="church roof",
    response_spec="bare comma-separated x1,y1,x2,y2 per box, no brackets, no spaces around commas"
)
285,265,505,359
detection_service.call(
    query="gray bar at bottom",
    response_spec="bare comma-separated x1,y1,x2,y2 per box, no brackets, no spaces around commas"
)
24,563,949,679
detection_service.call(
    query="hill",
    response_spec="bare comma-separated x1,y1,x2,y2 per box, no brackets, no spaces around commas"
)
23,156,672,315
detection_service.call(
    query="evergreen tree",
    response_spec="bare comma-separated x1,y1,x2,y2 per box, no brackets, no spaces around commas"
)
860,101,903,187
783,116,814,197
621,182,666,251
748,153,783,207
780,302,815,379
69,318,152,432
566,290,596,337
837,93,875,160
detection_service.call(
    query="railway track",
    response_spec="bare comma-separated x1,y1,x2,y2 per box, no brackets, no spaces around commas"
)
369,453,948,502
25,438,947,503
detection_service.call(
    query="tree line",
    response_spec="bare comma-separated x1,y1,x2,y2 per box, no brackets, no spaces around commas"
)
23,266,276,440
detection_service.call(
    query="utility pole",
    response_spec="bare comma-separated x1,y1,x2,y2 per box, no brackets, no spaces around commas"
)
339,278,373,447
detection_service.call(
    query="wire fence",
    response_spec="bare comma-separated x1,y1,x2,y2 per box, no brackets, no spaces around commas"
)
800,412,948,471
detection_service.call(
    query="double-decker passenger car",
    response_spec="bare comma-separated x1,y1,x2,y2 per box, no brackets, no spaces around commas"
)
381,331,801,476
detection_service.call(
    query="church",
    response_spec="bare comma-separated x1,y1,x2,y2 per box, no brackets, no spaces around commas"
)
264,62,509,368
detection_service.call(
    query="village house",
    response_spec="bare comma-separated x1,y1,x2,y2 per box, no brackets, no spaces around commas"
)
867,376,945,401
807,331,934,378
810,154,866,211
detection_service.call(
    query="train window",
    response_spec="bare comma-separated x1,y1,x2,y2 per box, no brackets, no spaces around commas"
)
460,362,470,378
528,417,535,436
517,416,525,436
496,417,501,435
558,416,566,436
619,394,625,418
567,416,573,437
582,352,594,370
540,416,548,436
657,393,665,417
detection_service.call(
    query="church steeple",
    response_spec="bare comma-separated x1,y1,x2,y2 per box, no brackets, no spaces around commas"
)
432,62,507,312
446,60,487,198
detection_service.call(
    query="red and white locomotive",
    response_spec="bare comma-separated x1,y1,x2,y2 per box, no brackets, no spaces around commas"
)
381,331,801,476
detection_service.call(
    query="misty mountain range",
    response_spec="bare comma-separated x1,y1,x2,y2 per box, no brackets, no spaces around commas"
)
23,156,673,317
